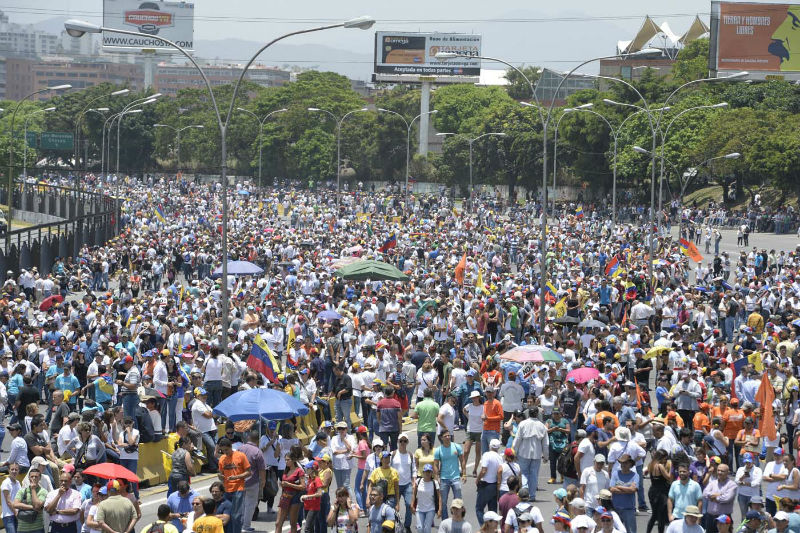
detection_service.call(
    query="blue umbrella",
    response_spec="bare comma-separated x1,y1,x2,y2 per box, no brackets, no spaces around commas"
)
212,260,264,277
237,189,250,196
318,310,343,321
212,388,309,421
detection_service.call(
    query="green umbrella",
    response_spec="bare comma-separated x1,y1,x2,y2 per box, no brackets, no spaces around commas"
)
334,259,410,281
415,299,438,319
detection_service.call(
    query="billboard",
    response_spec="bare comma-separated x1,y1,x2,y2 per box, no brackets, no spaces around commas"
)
711,1,800,75
103,0,194,52
374,32,481,81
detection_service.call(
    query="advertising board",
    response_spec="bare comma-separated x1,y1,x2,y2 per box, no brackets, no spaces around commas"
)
711,1,800,75
103,0,194,52
374,32,481,82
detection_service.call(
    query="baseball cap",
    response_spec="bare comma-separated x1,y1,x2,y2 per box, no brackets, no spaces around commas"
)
554,488,568,500
746,511,762,520
470,390,481,398
775,512,790,521
585,424,599,434
483,512,502,522
194,387,207,396
594,454,606,463
570,498,586,508
450,499,465,510
489,439,501,449
716,515,733,524
423,464,434,472
98,486,108,495
123,355,133,363
743,452,754,463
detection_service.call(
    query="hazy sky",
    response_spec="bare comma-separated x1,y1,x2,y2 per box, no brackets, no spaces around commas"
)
1,1,779,76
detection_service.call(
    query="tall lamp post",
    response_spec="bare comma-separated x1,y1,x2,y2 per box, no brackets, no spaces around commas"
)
375,108,438,212
437,49,659,338
307,107,369,211
74,88,129,174
22,107,56,179
116,97,160,176
552,103,594,208
436,131,506,210
235,107,287,186
153,123,205,173
102,94,160,181
65,15,375,355
6,83,71,254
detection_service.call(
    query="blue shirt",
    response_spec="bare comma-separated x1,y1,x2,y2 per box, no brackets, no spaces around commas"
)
54,374,80,404
610,469,638,510
92,377,112,404
166,489,199,533
7,374,22,396
668,479,703,518
434,443,463,480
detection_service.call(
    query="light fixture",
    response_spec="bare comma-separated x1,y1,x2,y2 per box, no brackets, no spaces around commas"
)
633,146,650,155
342,16,376,30
111,89,130,96
64,19,102,38
725,152,741,159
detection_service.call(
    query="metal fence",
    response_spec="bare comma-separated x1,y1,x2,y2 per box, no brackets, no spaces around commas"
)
0,183,119,280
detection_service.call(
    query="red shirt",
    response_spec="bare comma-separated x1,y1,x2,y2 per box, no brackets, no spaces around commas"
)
304,476,323,511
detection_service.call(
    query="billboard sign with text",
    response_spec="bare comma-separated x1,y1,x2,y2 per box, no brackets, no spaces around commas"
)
103,0,194,52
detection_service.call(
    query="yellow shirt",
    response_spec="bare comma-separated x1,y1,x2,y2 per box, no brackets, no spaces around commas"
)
142,521,179,533
368,467,399,496
414,449,435,477
193,516,224,533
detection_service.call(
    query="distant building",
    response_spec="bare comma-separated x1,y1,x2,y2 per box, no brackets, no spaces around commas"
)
534,68,596,106
598,16,709,85
153,62,291,96
5,58,143,100
0,10,59,58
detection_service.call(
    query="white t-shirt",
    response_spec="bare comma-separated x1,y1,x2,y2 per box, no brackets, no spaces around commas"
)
764,460,789,499
438,403,456,435
119,428,140,460
414,478,438,513
416,369,438,397
500,461,521,492
391,450,415,486
464,403,484,433
479,450,503,483
191,399,216,433
204,357,223,381
578,438,596,473
0,477,19,517
505,503,544,533
579,466,610,509
665,519,704,533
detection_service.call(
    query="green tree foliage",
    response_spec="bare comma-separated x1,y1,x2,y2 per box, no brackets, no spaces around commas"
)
672,39,710,83
503,65,542,100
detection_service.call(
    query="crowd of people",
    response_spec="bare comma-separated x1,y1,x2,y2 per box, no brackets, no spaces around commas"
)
1,175,800,533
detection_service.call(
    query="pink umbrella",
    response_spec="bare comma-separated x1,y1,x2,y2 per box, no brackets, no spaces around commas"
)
499,345,563,363
566,367,600,384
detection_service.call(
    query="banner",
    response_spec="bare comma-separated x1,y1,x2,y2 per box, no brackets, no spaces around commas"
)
103,0,194,51
713,1,800,73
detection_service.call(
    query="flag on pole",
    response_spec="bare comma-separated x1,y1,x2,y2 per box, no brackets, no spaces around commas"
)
554,297,567,318
476,269,490,296
679,238,704,263
366,223,374,238
605,256,619,277
575,205,584,219
379,233,397,253
755,371,776,441
454,252,467,285
154,205,166,223
247,334,282,384
545,281,558,303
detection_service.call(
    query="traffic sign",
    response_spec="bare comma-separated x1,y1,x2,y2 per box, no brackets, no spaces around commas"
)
39,132,73,151
25,132,37,149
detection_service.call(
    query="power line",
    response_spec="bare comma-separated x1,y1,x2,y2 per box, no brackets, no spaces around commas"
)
1,7,707,24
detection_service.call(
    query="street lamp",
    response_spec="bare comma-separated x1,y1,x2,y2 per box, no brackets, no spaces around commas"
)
66,14,375,356
552,103,593,207
74,88,129,176
153,123,205,173
375,108,438,212
235,107,287,186
6,83,71,254
437,131,506,210
22,107,56,180
307,107,369,211
116,97,159,177
438,48,659,338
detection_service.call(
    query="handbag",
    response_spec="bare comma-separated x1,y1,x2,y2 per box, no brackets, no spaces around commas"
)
265,468,279,499
17,488,39,523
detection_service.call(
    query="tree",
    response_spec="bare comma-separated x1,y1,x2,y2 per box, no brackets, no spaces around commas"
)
504,65,542,100
672,39,710,84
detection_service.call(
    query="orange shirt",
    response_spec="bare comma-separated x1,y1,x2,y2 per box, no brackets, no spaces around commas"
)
594,411,620,429
219,450,250,492
722,408,745,440
693,412,711,433
736,428,761,455
483,399,503,432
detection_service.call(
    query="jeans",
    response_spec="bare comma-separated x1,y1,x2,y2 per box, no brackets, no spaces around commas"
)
335,398,352,429
3,515,17,533
618,508,637,533
119,458,138,498
205,380,223,408
355,468,367,511
242,483,261,529
516,456,542,494
416,510,435,533
636,464,646,508
316,492,330,533
475,481,498,525
334,468,351,497
398,483,412,529
161,395,178,433
738,494,753,519
225,489,244,533
303,510,318,533
378,431,399,451
121,394,139,427
481,430,499,455
202,431,218,471
439,479,462,520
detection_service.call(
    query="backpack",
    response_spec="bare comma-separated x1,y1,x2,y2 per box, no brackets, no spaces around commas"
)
135,405,156,443
374,478,389,499
556,440,579,479
414,478,440,514
148,522,165,533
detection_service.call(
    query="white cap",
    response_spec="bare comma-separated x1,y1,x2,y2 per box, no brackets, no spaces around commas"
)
489,439,502,450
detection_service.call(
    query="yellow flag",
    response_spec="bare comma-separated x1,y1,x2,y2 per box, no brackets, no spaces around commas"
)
612,268,626,279
179,284,184,303
476,269,490,296
554,297,568,318
748,352,764,372
277,204,284,216
286,326,296,353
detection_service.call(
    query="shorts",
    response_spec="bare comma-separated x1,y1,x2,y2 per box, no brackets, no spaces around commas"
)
467,432,481,443
279,491,302,509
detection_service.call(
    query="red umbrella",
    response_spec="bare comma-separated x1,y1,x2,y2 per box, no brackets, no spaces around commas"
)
82,462,139,483
566,367,600,384
39,294,63,311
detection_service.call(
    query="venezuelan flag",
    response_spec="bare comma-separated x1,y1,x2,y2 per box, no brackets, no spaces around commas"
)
379,233,397,253
575,205,584,219
247,334,282,384
605,256,619,277
154,205,166,223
